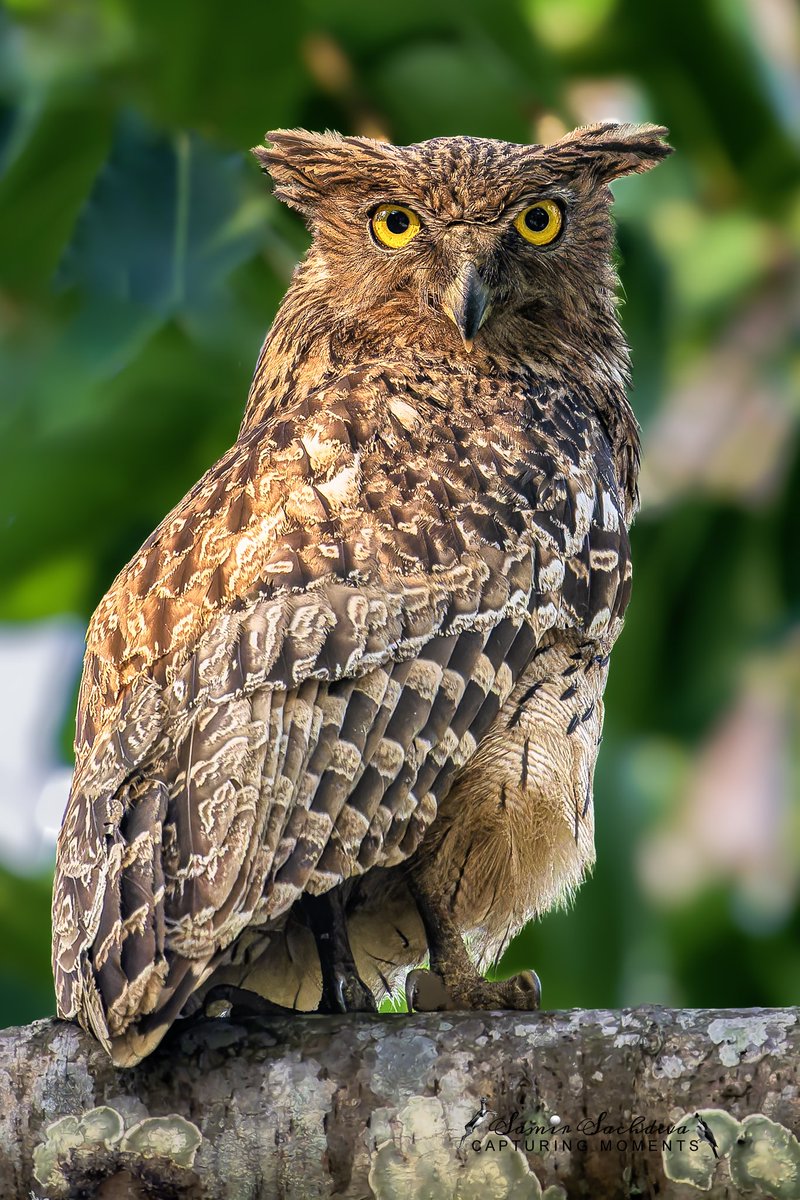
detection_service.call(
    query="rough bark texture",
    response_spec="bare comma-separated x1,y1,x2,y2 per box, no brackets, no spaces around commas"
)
1,1007,798,1200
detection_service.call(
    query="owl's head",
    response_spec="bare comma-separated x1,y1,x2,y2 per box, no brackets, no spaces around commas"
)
254,124,671,358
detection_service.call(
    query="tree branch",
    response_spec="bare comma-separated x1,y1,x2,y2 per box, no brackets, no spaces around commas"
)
2,1007,798,1199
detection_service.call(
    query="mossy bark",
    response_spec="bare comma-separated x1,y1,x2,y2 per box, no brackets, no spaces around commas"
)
1,1007,798,1199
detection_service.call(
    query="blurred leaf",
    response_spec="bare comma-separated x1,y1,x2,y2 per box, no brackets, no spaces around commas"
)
0,866,53,1026
524,0,619,52
0,99,113,290
650,203,775,319
117,0,308,145
58,111,266,315
0,553,93,621
368,40,533,142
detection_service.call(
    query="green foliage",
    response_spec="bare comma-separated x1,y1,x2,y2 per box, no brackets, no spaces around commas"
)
0,866,54,1026
0,0,798,1027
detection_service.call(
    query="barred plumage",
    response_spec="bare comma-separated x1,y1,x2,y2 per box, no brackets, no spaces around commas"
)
52,123,671,1065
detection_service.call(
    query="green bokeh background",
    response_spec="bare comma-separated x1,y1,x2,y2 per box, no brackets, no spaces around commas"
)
1,0,798,1030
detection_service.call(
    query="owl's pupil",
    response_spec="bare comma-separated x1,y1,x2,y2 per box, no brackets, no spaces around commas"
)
524,206,550,233
386,209,410,235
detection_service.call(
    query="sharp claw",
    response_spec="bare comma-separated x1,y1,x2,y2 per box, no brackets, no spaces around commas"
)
318,972,377,1014
514,969,541,1007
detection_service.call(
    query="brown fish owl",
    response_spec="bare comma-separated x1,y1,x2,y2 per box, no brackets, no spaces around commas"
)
52,123,671,1066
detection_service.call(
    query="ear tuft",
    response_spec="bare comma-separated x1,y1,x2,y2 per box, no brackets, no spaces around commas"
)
252,129,346,215
252,128,396,218
548,122,673,182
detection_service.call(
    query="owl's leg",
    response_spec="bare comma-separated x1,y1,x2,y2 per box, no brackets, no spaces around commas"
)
302,888,378,1014
406,876,540,1013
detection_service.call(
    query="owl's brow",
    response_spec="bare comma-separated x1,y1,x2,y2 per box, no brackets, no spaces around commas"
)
354,188,511,223
441,214,506,227
358,202,538,228
359,189,571,225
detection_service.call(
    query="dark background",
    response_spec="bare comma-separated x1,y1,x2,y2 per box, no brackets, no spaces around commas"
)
1,0,798,1028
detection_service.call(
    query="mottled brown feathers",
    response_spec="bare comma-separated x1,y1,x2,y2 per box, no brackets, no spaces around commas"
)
52,123,670,1064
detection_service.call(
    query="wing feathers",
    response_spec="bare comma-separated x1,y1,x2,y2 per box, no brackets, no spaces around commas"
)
54,368,635,1064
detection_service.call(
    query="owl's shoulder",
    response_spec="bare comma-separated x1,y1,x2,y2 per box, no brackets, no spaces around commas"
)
73,364,487,745
77,362,631,769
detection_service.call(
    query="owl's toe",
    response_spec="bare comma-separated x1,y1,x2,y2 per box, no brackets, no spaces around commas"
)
497,969,541,1010
466,969,542,1012
405,968,458,1012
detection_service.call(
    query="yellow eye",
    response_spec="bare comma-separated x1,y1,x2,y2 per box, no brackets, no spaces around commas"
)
371,204,421,249
514,199,563,246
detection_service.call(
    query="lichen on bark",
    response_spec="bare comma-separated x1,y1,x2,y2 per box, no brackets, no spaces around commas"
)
0,1007,796,1199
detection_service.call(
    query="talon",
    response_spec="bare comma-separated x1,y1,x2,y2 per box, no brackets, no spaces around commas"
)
345,977,378,1013
502,969,541,1010
318,971,377,1014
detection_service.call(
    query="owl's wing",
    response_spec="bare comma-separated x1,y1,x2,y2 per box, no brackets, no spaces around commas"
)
52,365,631,1062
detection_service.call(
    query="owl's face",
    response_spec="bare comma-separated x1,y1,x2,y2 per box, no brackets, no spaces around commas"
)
256,125,670,356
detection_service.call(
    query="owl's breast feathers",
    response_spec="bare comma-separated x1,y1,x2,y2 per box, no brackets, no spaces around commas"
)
54,362,633,1058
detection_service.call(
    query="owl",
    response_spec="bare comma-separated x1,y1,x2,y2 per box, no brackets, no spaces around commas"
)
52,123,671,1066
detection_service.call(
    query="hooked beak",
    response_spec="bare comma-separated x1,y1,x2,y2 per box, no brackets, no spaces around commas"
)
442,263,492,352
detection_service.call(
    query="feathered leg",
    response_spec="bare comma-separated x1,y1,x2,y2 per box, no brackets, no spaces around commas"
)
405,873,540,1013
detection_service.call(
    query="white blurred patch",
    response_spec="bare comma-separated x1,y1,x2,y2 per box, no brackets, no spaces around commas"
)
640,240,798,511
567,78,648,127
0,619,84,870
744,0,800,138
637,634,800,927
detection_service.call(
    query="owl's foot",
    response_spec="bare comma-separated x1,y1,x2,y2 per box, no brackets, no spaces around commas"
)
301,888,378,1014
408,873,541,1013
405,967,540,1013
